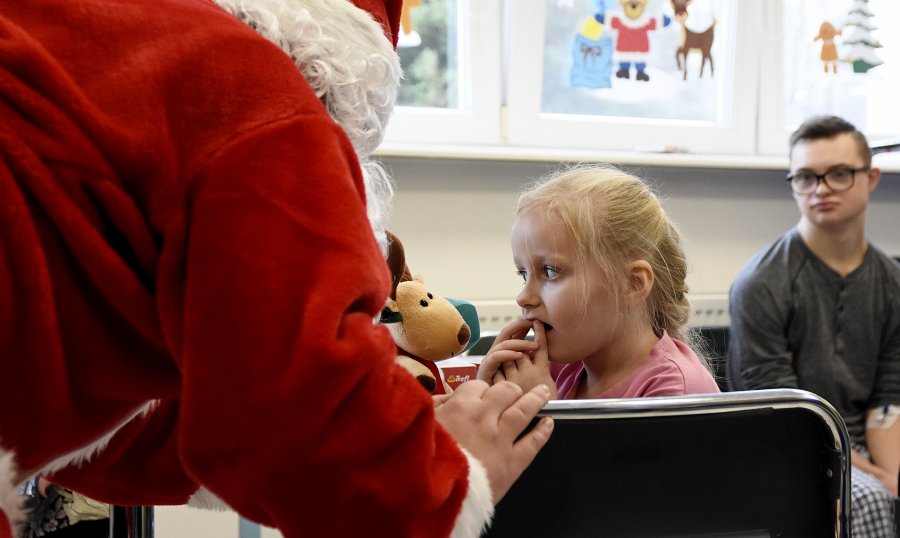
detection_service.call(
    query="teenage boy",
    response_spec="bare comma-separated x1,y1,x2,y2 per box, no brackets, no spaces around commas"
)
729,115,899,537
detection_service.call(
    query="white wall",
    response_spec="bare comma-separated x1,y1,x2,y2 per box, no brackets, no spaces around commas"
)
383,156,900,302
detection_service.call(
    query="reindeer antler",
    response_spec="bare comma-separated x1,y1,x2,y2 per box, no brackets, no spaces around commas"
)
385,230,413,301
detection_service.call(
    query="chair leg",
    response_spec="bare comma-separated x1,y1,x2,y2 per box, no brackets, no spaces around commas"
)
109,506,153,538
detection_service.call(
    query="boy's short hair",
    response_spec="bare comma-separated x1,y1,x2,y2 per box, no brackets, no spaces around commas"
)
789,115,872,168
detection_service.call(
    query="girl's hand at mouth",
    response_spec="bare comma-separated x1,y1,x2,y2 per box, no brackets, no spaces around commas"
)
477,318,557,398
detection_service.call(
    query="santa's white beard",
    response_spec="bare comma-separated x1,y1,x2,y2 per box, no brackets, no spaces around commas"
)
360,157,394,255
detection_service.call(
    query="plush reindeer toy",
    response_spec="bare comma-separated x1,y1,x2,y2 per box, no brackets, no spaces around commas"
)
380,232,473,395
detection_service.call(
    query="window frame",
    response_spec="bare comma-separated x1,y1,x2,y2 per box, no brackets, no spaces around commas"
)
382,0,504,147
379,0,900,168
503,0,760,155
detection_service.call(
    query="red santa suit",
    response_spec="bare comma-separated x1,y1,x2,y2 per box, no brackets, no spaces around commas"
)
0,0,491,536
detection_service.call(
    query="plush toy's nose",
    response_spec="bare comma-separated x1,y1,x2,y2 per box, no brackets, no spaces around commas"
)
457,324,471,346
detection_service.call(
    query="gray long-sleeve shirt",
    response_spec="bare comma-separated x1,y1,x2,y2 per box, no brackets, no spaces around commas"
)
728,228,900,446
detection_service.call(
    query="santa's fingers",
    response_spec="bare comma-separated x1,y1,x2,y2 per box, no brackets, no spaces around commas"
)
498,384,552,438
432,393,453,408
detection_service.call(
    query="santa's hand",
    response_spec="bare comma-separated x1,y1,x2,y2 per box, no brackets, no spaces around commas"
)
432,393,452,408
434,380,554,504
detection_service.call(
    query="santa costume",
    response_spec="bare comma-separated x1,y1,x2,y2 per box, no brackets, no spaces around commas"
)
0,0,492,536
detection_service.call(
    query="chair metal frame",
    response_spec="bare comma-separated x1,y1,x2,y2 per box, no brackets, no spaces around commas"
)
487,388,851,538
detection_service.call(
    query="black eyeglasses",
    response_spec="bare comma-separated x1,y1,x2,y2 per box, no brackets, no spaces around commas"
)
785,167,868,195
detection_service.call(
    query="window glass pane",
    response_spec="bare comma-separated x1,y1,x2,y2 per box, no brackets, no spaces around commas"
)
782,0,900,137
396,0,460,109
540,0,736,123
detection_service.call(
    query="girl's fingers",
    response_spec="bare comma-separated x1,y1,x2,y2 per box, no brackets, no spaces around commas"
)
516,354,531,370
491,339,539,354
502,359,517,380
489,318,534,353
478,349,533,383
532,320,550,367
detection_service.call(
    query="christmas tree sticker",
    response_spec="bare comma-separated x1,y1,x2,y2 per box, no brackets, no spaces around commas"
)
842,0,884,73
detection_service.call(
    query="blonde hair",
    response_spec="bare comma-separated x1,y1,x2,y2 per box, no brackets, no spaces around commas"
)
517,165,694,345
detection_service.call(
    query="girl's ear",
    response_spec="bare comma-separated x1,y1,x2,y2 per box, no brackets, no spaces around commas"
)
627,260,654,301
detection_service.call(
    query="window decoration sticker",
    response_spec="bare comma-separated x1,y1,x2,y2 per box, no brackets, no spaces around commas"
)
571,7,614,88
395,0,458,109
815,21,842,74
543,0,732,123
398,0,423,48
778,0,899,140
672,0,715,80
609,0,673,81
842,0,884,73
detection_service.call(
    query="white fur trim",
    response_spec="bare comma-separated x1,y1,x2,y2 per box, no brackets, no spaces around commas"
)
0,445,24,534
2,402,158,534
187,487,232,511
39,400,157,476
450,447,494,538
212,0,399,254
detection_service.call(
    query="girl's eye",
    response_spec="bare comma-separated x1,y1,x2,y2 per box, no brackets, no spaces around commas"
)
515,269,527,282
543,266,561,279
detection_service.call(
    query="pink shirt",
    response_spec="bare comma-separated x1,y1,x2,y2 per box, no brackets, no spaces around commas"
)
553,333,720,399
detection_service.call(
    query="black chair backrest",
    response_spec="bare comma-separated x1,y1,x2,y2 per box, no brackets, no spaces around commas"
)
486,389,849,538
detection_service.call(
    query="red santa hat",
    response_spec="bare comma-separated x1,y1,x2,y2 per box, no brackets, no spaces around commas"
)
349,0,402,49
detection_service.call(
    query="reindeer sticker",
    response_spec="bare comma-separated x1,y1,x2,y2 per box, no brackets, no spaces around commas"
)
671,0,715,80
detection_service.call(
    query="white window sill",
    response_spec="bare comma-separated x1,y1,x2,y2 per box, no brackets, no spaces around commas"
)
376,142,900,173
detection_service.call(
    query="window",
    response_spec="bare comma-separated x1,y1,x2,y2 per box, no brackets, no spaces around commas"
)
395,0,460,108
383,0,503,146
758,0,900,155
380,0,900,161
504,0,759,154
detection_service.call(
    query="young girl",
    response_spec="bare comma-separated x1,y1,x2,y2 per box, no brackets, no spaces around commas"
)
477,165,719,399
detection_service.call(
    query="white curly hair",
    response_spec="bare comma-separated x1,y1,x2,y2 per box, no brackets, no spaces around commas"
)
213,0,401,252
